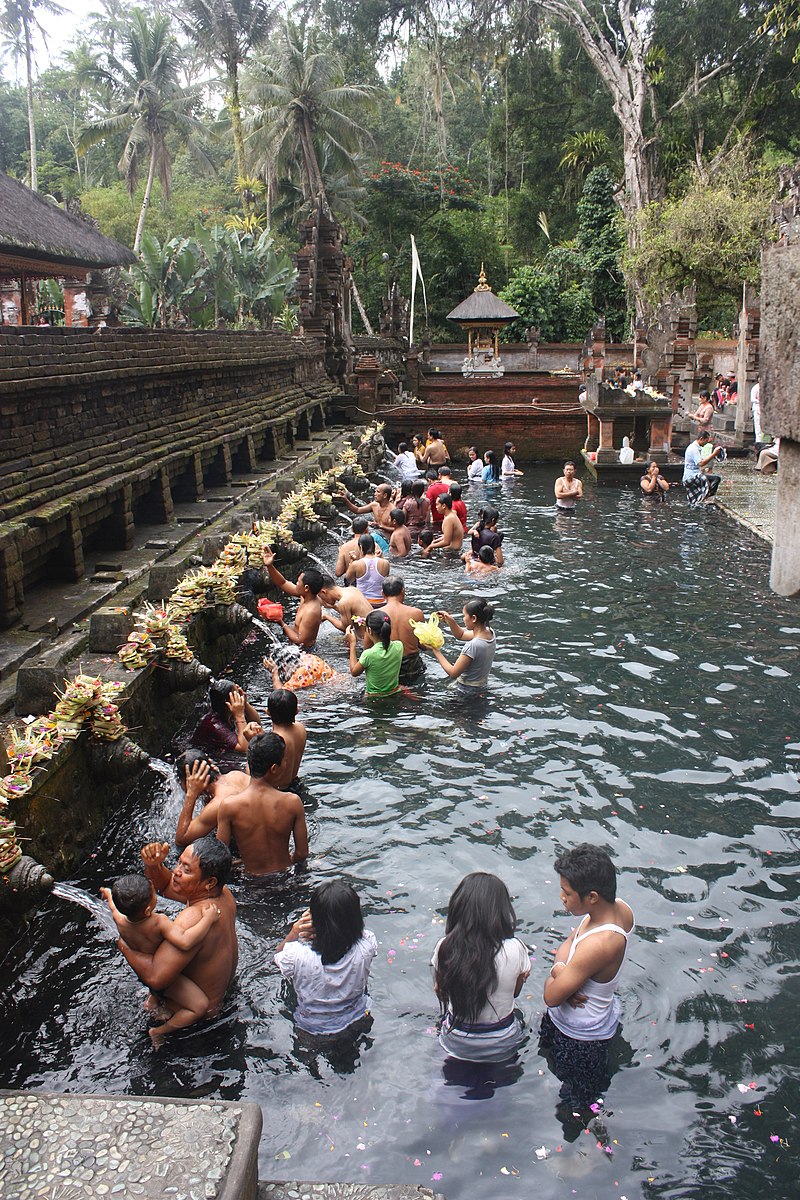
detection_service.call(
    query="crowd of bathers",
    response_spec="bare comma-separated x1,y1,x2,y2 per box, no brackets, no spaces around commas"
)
100,437,634,1121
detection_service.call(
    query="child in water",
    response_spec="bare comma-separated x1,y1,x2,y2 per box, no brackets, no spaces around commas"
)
275,880,377,1036
464,545,501,578
539,843,634,1108
346,610,403,697
101,874,221,1048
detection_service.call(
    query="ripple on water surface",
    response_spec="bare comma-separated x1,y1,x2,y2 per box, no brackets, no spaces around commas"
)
1,470,799,1199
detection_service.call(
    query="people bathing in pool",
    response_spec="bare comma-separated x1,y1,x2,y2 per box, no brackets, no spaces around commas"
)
346,609,403,697
421,598,497,694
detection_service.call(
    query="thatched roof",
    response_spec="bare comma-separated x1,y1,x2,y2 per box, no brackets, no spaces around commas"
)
447,266,520,324
0,173,136,276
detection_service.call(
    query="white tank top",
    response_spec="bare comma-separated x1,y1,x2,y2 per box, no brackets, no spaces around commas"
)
356,556,384,601
547,902,634,1041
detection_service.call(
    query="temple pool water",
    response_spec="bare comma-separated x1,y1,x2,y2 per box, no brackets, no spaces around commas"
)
1,468,799,1199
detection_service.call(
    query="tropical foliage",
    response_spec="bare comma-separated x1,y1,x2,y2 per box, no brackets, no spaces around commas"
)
0,0,798,334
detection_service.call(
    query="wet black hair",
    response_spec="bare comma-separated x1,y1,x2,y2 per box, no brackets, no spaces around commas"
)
300,567,325,595
365,609,392,651
352,516,370,535
247,730,285,777
399,479,413,498
504,442,514,455
438,466,452,477
268,688,298,724
435,872,516,1025
449,482,462,500
390,507,406,525
554,843,617,902
468,446,479,456
398,441,408,453
428,427,437,438
483,450,500,481
436,491,453,509
112,874,153,918
209,678,236,719
382,574,404,597
176,748,220,788
464,596,494,625
192,834,232,888
477,505,499,532
697,430,712,442
419,530,434,547
425,468,438,481
699,389,710,400
358,533,375,555
478,545,495,564
411,480,427,498
310,880,365,965
564,460,576,468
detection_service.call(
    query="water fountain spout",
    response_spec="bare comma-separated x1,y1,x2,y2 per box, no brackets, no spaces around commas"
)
156,657,213,696
4,856,54,905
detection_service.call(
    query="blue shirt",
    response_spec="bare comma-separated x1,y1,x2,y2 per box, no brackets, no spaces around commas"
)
683,442,703,482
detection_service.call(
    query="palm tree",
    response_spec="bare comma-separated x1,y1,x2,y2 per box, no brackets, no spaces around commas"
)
245,18,376,214
79,9,212,252
0,0,64,190
178,0,273,180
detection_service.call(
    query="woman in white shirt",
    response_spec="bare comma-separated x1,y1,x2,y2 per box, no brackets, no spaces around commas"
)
467,446,484,481
501,441,523,476
431,872,530,1060
275,881,377,1036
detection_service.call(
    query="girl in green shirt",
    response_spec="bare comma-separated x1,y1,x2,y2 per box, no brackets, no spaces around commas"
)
346,611,403,697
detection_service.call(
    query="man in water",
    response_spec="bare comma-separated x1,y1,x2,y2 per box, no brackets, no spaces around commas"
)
120,835,238,1027
318,579,374,638
380,575,425,683
337,483,395,544
422,428,449,466
261,549,325,649
175,750,249,847
554,462,583,512
216,731,308,876
334,516,371,578
683,429,724,506
422,493,465,555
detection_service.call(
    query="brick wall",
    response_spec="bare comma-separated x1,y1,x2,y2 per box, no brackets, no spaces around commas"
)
0,328,341,627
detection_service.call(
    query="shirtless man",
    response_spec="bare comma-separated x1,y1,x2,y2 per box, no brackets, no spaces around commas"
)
317,580,373,637
381,575,425,683
388,508,413,558
422,493,464,555
262,549,325,648
119,835,238,1026
267,689,307,789
175,749,249,847
554,461,583,512
216,732,308,875
338,483,395,539
422,428,449,466
334,516,370,578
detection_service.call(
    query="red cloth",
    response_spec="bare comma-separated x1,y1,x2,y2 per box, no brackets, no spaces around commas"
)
452,499,468,530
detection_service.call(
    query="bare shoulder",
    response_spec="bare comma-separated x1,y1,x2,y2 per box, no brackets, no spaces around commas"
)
614,899,634,932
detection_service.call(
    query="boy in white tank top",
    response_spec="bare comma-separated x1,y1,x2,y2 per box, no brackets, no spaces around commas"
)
540,843,634,1110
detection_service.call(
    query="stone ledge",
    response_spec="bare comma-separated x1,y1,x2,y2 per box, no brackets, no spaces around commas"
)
0,1090,262,1200
258,1186,445,1200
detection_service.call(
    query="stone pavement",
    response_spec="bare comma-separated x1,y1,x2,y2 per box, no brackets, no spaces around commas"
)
0,1090,261,1199
713,456,777,543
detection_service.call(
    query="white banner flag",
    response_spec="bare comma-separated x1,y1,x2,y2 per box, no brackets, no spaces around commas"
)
409,234,428,347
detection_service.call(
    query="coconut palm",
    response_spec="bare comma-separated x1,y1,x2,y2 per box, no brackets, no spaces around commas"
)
0,0,64,189
178,0,274,179
245,18,376,214
79,9,212,252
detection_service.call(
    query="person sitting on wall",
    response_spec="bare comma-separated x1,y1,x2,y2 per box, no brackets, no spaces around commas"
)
261,550,326,649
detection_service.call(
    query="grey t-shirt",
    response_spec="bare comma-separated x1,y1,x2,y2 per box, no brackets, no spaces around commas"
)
458,632,496,687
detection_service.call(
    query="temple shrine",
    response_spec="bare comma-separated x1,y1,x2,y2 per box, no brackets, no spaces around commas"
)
446,266,520,377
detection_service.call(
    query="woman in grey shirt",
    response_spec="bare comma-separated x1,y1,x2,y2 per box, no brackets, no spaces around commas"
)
425,598,497,693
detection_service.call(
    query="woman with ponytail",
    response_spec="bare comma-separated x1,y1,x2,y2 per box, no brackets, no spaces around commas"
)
432,873,530,1060
469,505,504,566
424,598,497,694
346,610,403,697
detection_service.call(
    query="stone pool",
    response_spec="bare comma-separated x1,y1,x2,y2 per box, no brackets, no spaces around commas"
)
1,469,798,1199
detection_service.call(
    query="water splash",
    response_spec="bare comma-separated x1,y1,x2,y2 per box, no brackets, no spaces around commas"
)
304,550,331,575
323,527,345,546
51,883,116,934
252,616,280,644
148,757,174,780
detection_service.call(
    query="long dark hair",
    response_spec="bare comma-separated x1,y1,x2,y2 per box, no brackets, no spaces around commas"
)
477,504,499,533
435,873,516,1024
464,597,494,627
483,451,500,481
310,880,365,964
365,609,392,651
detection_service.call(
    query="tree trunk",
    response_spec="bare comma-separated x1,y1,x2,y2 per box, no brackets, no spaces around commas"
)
228,67,246,181
299,117,326,206
134,144,157,253
23,16,37,190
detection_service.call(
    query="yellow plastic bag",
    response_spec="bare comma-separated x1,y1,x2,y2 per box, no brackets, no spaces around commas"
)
409,613,445,649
